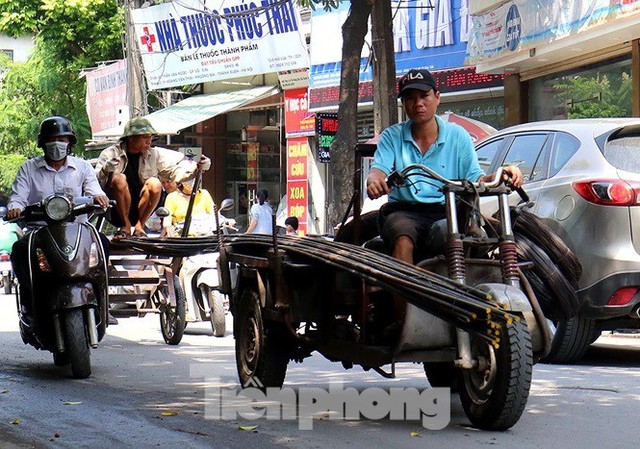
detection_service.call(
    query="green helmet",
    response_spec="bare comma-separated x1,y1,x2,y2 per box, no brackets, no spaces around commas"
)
122,117,157,138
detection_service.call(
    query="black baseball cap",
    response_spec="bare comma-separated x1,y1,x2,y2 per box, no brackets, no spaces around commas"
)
398,69,438,98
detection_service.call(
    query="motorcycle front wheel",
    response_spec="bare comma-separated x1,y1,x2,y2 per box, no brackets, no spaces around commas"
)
459,319,532,430
202,285,226,337
63,308,91,379
158,275,186,345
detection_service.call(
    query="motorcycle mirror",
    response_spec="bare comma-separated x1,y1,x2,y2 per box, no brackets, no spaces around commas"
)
0,206,6,218
220,198,234,211
155,207,170,218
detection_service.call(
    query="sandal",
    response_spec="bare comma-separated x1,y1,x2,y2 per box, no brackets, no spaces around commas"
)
112,229,131,241
133,230,148,238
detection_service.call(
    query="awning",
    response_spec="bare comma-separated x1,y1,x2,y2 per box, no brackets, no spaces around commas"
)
93,85,278,138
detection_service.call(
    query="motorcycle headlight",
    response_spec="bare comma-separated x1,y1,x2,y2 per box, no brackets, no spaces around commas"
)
45,196,72,221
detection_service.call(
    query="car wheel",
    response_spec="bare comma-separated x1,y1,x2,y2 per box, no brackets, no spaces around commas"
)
542,316,596,364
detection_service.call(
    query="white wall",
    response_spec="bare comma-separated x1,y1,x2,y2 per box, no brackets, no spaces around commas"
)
0,34,34,62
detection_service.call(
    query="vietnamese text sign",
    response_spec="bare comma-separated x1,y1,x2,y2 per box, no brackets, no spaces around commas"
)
316,113,338,163
132,0,309,90
310,0,472,90
467,0,640,66
284,88,315,137
85,60,128,135
287,138,308,235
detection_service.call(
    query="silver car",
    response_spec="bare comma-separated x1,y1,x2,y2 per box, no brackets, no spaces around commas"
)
476,118,640,363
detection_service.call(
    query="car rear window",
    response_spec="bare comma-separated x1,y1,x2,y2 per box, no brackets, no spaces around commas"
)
604,136,640,173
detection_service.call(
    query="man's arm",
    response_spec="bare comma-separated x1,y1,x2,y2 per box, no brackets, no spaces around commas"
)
366,168,391,199
7,163,31,218
477,165,524,188
81,161,110,208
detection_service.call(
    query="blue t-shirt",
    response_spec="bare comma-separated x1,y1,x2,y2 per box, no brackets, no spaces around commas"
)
371,115,484,204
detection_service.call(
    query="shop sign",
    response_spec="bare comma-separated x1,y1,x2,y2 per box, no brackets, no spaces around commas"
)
132,0,309,90
84,60,128,135
284,88,315,137
286,138,308,235
246,143,259,183
278,68,309,90
309,0,472,90
316,113,338,164
467,0,640,65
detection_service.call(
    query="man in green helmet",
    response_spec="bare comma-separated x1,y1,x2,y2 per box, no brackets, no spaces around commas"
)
95,117,211,239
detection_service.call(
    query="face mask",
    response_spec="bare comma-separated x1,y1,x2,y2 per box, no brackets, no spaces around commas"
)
44,141,69,161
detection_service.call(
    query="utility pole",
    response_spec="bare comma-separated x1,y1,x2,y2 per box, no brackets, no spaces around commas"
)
125,0,148,118
371,1,398,134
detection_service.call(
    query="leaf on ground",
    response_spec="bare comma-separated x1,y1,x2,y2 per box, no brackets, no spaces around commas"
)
238,425,259,431
11,418,20,425
410,430,422,437
63,401,82,405
160,411,180,416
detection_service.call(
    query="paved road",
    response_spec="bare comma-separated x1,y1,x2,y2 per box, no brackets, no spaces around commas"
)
1,292,639,448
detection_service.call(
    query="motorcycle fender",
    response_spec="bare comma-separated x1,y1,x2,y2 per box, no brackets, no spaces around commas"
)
196,269,219,288
53,282,98,311
475,283,532,313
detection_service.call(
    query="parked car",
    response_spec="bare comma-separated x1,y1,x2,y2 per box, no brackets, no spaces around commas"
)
475,118,640,363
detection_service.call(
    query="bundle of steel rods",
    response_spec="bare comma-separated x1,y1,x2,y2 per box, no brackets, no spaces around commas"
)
116,235,519,346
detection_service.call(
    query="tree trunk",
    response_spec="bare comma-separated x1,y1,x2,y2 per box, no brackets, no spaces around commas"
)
327,0,374,231
371,1,398,135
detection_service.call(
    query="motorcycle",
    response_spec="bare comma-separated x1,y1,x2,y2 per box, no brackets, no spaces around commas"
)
3,194,110,378
220,159,550,430
172,198,237,337
0,209,21,294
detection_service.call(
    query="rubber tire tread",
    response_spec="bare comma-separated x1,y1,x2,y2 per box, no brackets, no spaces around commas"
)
235,288,288,388
515,234,581,320
206,286,226,337
542,315,596,364
459,320,533,430
64,308,91,379
160,275,186,345
511,209,582,287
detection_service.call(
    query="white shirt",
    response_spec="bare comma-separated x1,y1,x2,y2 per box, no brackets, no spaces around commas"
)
249,202,274,234
8,155,105,211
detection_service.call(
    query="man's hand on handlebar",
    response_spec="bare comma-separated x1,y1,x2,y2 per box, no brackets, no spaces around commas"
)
479,165,524,188
93,194,111,209
366,168,391,199
7,208,22,220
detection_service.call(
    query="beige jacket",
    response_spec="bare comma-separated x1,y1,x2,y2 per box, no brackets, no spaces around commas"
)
95,143,198,187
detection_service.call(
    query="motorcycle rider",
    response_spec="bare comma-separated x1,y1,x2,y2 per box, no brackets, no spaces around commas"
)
94,117,211,239
161,178,215,238
366,68,524,335
7,116,110,315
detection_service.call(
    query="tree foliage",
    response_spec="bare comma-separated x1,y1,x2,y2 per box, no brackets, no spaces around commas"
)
0,0,123,195
554,72,632,119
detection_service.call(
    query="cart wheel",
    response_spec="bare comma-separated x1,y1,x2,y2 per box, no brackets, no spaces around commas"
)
235,287,288,388
459,319,532,430
202,285,226,337
158,275,186,345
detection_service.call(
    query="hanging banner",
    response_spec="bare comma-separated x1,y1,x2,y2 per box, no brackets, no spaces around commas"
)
84,60,128,136
466,0,640,65
287,137,308,235
284,88,315,137
310,0,472,90
132,0,309,90
316,113,338,163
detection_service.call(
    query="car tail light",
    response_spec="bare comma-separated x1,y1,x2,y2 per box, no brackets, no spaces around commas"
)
572,179,640,206
0,251,9,262
607,287,639,306
35,248,52,272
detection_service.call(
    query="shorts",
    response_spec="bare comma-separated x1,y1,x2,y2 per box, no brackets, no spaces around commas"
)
379,202,446,252
106,178,142,228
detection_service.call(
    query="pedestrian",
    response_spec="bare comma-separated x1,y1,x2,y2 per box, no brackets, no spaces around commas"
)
284,216,299,235
246,189,273,234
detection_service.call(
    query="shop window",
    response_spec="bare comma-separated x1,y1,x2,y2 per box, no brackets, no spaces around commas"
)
530,57,633,121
